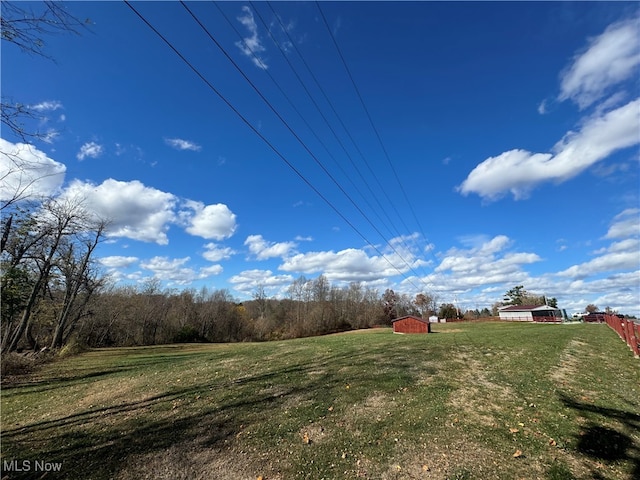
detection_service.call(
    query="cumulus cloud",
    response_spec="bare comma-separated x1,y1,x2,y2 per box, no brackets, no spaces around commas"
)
164,138,202,151
558,17,640,109
77,142,103,161
202,242,236,262
60,178,178,244
0,138,66,203
276,232,429,283
280,248,420,283
141,256,196,284
183,201,237,240
411,235,541,292
458,98,640,200
235,6,268,69
139,256,222,285
245,234,297,260
200,264,224,277
229,269,294,296
99,256,139,268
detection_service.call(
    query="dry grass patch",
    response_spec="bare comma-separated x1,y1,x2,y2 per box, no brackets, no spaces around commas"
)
116,441,276,480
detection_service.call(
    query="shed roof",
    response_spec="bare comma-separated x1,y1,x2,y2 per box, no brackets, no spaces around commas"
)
499,305,553,312
392,315,429,324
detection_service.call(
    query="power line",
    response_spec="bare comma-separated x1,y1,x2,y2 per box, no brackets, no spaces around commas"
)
180,1,422,284
264,1,436,286
212,2,396,242
262,1,412,244
315,2,433,262
124,1,425,290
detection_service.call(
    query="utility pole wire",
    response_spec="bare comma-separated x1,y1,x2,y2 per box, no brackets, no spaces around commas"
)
124,1,424,290
263,1,435,289
315,2,432,260
213,2,396,242
180,1,432,289
263,1,413,244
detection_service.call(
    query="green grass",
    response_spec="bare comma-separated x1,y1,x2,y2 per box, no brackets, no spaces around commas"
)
1,322,639,479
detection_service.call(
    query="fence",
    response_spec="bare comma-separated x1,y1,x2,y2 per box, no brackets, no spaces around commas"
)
604,314,640,357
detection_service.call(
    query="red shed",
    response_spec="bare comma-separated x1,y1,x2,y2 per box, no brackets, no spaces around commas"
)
392,315,431,334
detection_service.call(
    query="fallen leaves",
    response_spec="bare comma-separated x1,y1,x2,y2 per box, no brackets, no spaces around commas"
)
509,428,519,434
513,449,523,458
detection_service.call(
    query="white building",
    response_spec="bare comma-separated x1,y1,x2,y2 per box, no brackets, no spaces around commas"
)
498,305,564,322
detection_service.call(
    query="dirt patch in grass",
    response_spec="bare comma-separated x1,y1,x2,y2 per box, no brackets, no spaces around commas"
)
380,438,517,480
116,441,277,480
345,392,396,425
435,328,465,334
550,339,587,386
447,353,513,428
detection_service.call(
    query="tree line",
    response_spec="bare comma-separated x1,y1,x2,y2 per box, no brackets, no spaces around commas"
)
1,198,489,352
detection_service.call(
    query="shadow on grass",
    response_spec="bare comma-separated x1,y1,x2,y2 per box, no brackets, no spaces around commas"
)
2,347,409,479
558,392,640,480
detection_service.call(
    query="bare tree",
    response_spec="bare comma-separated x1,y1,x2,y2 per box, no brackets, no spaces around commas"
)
1,1,90,140
1,196,102,352
50,220,106,348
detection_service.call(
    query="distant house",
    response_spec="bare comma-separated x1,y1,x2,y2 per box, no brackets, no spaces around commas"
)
498,305,563,323
392,315,431,334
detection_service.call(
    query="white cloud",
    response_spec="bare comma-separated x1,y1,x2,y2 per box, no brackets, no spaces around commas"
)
164,138,202,152
41,129,60,144
235,6,268,70
280,248,420,283
0,139,66,203
537,99,549,115
140,256,197,285
276,233,429,284
245,234,297,260
77,142,103,161
200,264,223,277
183,201,237,240
139,256,221,285
458,98,640,200
229,269,294,296
558,209,640,279
202,242,235,262
99,256,139,268
60,178,178,244
605,208,640,239
30,100,63,112
558,17,640,109
557,249,639,279
401,235,541,293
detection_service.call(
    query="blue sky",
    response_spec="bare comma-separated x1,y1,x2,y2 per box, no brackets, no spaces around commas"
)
2,1,639,315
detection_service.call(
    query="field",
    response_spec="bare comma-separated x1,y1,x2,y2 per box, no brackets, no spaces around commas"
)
1,322,639,480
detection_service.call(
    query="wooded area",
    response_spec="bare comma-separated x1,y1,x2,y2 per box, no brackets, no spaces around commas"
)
1,199,493,351
2,207,474,351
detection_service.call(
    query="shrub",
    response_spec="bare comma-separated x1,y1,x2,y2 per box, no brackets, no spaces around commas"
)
1,352,37,377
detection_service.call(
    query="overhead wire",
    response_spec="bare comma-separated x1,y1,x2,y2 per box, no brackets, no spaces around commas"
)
260,1,414,246
211,1,396,243
265,1,435,288
315,2,435,270
124,0,426,290
179,1,424,287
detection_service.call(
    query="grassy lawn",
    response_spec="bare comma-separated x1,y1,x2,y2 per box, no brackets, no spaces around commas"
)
1,322,639,479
